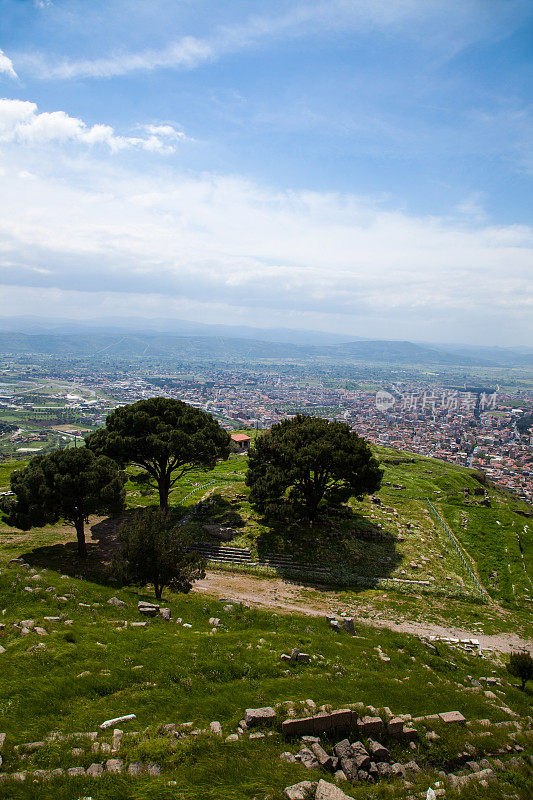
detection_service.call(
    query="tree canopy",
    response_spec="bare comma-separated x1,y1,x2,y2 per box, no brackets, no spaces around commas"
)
1,447,125,558
507,650,533,690
115,507,206,599
246,414,382,523
86,397,230,510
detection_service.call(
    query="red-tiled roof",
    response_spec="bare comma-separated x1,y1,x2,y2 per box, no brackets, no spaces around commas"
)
231,433,251,442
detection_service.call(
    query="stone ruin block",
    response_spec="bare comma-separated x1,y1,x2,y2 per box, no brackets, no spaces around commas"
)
67,767,86,777
138,602,159,617
281,717,315,737
398,726,419,742
390,762,405,777
333,739,352,759
281,709,350,737
312,713,333,734
358,716,384,737
105,759,123,774
296,653,311,663
448,768,493,788
341,618,356,635
412,713,439,724
328,709,353,730
439,711,466,725
315,779,352,800
386,717,404,735
244,707,276,728
311,742,334,771
283,781,317,800
297,747,320,770
351,743,371,772
339,756,358,782
368,739,390,763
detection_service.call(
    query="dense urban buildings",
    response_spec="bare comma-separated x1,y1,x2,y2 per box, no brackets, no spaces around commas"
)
1,361,531,503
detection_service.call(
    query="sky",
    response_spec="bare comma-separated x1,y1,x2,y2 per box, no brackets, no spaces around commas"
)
0,0,532,346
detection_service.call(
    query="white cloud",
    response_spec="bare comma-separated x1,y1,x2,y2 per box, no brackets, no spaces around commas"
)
0,50,18,80
0,98,187,153
455,192,486,221
0,146,530,345
17,0,528,81
26,35,213,80
144,124,187,140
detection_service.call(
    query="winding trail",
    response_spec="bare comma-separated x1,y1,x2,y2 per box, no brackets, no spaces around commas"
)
194,570,533,654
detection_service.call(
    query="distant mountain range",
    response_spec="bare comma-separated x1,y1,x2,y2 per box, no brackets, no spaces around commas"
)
0,318,531,367
0,315,349,346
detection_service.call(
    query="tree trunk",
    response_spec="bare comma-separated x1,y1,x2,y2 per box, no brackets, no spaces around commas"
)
157,477,170,511
74,516,87,559
154,583,162,600
306,494,321,525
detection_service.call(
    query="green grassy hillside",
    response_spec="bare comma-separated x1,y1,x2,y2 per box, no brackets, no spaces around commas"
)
0,446,531,798
120,445,531,609
0,564,531,800
1,446,532,615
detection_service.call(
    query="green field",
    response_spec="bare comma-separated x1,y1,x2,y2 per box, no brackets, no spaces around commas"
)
0,564,531,799
1,445,532,615
119,445,532,610
0,446,531,798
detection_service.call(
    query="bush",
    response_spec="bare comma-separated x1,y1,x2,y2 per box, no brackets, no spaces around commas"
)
114,507,206,599
507,650,533,690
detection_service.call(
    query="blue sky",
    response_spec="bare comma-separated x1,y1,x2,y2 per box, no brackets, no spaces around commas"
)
0,0,532,345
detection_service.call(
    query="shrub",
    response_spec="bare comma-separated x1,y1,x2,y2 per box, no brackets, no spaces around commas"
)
507,650,533,690
114,507,206,599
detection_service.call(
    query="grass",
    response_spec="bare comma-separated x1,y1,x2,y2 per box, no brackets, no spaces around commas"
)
0,459,28,489
144,445,533,612
1,443,532,631
0,444,531,798
0,563,531,799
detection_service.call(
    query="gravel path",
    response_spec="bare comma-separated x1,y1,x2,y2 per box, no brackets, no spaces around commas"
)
194,571,533,654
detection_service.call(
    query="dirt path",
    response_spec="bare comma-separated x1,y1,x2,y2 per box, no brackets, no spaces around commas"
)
194,571,533,654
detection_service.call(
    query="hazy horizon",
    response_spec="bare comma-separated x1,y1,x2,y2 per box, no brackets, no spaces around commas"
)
0,313,532,356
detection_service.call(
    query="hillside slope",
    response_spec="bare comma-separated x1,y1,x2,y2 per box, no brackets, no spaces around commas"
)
2,332,529,365
0,447,531,798
0,563,531,799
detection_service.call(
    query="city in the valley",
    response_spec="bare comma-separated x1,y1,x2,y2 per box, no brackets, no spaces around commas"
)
1,353,531,503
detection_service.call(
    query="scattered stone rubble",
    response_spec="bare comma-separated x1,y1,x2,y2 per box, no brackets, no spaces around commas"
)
281,708,418,741
1,562,529,792
0,701,529,788
424,635,484,655
0,729,160,783
276,704,531,797
280,706,421,786
281,648,311,664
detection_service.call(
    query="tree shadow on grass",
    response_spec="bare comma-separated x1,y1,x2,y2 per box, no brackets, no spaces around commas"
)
20,515,128,586
255,506,403,592
20,504,188,586
193,492,246,529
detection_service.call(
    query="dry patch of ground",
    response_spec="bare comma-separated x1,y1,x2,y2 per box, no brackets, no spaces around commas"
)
194,570,533,654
